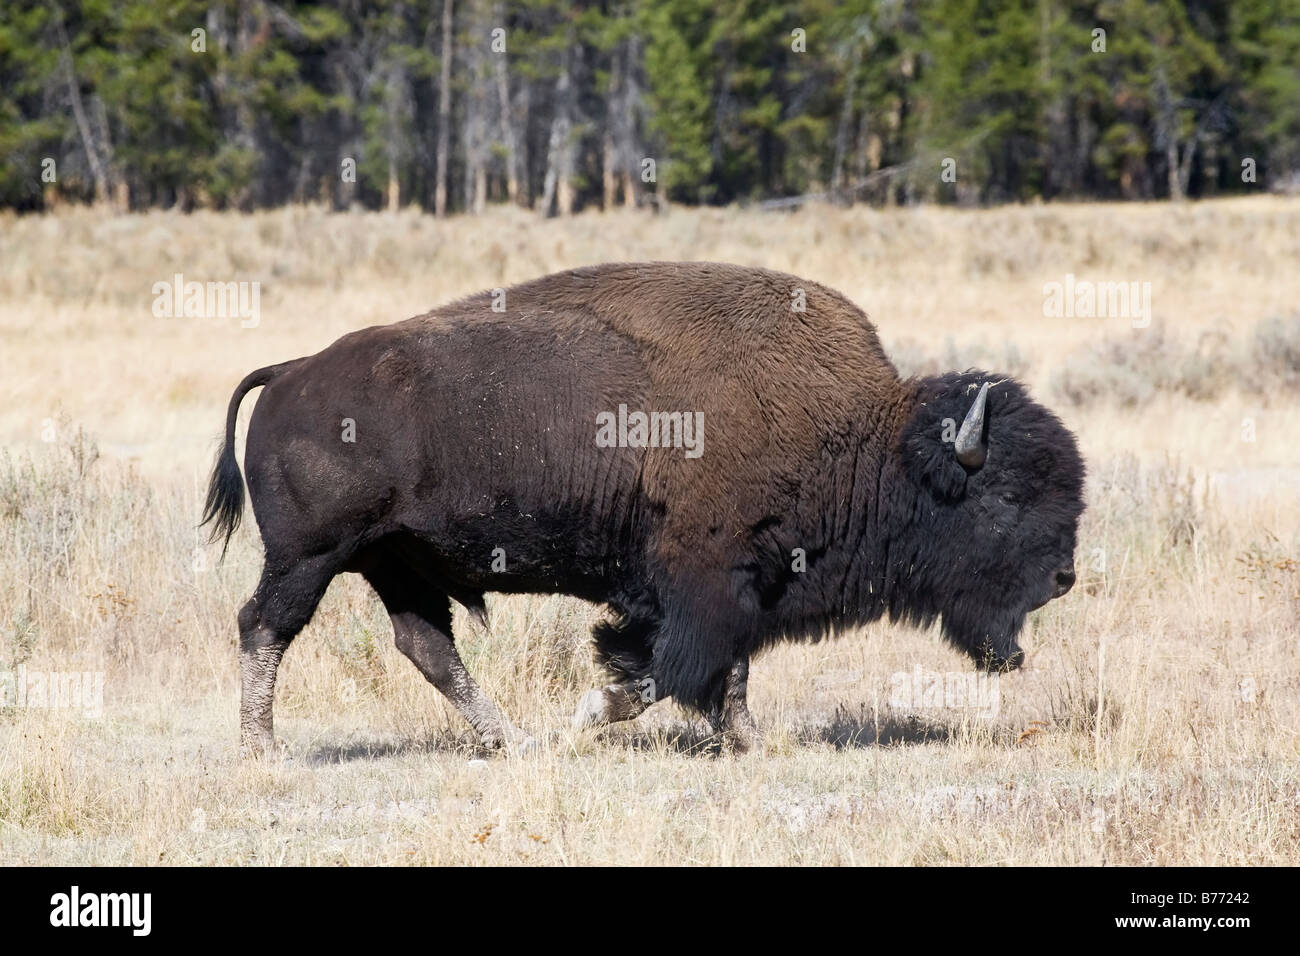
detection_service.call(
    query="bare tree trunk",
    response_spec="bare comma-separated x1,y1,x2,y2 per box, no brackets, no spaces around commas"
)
387,156,400,211
883,99,902,207
516,82,531,208
557,168,573,216
601,131,617,209
205,5,242,208
434,0,454,217
55,13,110,205
557,43,583,215
619,35,642,207
830,42,862,203
235,6,256,208
1154,65,1184,202
1166,141,1183,200
602,42,622,209
475,165,488,212
492,2,519,205
556,45,582,215
856,112,875,178
92,94,128,211
1178,141,1196,198
495,63,519,204
384,56,412,212
461,0,494,215
540,42,574,217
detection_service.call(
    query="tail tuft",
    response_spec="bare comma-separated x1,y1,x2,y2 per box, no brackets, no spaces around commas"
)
198,361,298,561
201,441,245,559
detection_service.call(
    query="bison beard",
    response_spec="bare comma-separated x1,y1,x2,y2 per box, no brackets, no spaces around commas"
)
203,262,1086,754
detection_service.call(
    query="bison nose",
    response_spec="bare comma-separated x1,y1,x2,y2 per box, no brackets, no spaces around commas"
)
1053,567,1076,597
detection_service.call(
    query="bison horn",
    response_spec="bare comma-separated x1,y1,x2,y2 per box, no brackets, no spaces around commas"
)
954,382,990,469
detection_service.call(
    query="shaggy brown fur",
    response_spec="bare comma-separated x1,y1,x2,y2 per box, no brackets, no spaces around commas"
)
204,262,1085,753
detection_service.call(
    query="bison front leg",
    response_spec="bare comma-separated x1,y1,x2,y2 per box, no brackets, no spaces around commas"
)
573,610,659,732
571,678,654,732
711,658,762,754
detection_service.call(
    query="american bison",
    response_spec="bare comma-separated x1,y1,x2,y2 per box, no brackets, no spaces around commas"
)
203,262,1085,754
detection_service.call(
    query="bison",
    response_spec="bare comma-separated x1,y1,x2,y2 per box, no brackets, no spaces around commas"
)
203,262,1085,755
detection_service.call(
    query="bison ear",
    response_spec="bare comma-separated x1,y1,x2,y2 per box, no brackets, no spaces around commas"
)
903,379,991,502
904,430,969,502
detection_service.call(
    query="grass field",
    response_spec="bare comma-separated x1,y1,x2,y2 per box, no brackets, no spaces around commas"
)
1,197,1297,865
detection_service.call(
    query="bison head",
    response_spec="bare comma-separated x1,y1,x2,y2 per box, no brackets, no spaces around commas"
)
896,372,1086,672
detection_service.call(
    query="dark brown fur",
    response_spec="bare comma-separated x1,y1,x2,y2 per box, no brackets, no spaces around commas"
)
204,262,1084,752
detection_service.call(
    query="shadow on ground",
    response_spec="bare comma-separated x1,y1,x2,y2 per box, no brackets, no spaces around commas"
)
304,731,483,765
802,707,961,749
302,704,1010,764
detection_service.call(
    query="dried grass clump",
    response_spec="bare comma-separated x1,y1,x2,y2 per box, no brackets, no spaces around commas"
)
1244,316,1300,396
1050,317,1300,409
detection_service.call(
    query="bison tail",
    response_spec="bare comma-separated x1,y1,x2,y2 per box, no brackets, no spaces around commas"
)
200,360,300,560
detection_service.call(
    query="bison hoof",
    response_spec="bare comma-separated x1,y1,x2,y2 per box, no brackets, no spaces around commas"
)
482,727,539,756
724,729,763,755
509,734,540,756
571,689,607,732
238,734,283,760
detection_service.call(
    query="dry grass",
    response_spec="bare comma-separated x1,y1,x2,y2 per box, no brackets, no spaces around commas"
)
1,197,1297,865
1047,317,1300,409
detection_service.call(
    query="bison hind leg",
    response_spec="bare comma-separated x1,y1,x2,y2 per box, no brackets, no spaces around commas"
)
238,553,340,756
358,548,532,754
